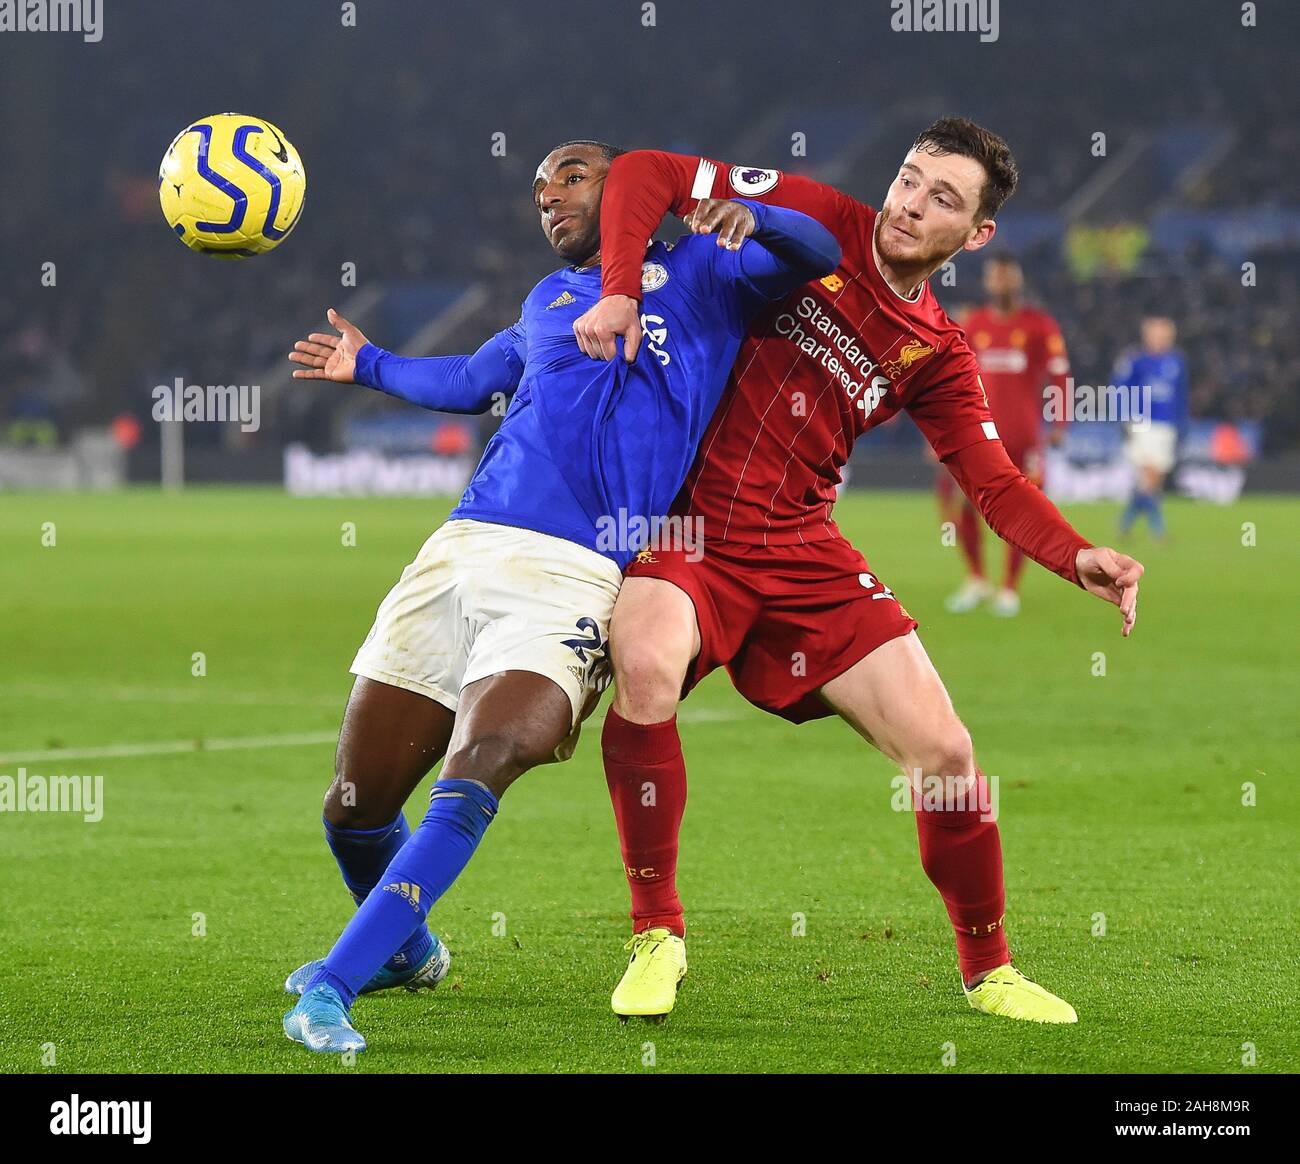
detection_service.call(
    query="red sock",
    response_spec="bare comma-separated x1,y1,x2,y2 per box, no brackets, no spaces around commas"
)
602,708,687,936
1003,544,1026,591
957,503,984,579
913,768,1010,983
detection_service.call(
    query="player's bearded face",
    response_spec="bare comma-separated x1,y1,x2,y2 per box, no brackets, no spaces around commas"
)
533,147,609,263
876,148,989,269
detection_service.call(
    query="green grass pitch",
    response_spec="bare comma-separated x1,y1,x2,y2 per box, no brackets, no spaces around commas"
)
0,487,1295,1074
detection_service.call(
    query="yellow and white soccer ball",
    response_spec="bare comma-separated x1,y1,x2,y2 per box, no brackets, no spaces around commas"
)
159,113,306,259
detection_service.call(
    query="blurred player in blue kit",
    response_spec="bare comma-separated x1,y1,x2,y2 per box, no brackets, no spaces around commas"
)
278,140,840,1052
1115,315,1189,538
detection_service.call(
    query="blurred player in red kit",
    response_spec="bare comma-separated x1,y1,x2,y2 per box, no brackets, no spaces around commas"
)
572,118,1144,1026
940,255,1072,617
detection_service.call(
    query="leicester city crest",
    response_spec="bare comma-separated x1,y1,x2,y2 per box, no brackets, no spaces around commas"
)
641,262,669,293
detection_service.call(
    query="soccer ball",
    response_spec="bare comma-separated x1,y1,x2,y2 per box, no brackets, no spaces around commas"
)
159,113,306,259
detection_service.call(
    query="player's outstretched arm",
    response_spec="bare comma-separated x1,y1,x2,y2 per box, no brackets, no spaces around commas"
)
288,307,522,415
946,439,1145,636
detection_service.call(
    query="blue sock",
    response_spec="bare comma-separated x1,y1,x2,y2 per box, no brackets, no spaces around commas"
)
308,780,499,1006
323,812,431,971
1120,495,1141,532
1147,492,1166,535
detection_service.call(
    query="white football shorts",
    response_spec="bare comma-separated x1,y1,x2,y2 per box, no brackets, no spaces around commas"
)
1125,420,1178,474
350,519,621,755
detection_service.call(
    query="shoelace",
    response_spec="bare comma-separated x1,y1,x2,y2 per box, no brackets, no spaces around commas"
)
622,931,668,959
983,969,1046,998
967,967,1021,993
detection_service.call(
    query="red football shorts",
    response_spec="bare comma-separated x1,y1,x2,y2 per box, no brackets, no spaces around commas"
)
624,536,918,724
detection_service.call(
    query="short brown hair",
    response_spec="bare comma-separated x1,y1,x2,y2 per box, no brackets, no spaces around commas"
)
911,117,1018,220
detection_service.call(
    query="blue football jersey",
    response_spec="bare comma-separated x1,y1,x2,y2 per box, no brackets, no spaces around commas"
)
451,233,814,566
1113,350,1190,429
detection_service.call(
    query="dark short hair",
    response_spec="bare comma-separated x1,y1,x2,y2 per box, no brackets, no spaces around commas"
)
548,140,626,164
911,117,1018,220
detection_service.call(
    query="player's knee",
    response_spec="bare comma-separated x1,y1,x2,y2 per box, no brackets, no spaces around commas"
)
322,771,378,830
611,638,687,721
441,731,539,795
323,751,400,830
905,722,974,781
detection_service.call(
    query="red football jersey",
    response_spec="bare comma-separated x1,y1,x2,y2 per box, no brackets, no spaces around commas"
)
603,154,999,546
964,305,1070,456
600,151,1091,584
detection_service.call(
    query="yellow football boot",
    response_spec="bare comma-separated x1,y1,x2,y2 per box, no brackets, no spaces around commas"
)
611,928,687,1023
964,965,1078,1024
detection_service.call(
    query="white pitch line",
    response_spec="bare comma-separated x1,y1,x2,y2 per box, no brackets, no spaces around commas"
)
0,707,750,766
0,683,748,719
0,681,343,709
0,731,338,765
674,707,748,724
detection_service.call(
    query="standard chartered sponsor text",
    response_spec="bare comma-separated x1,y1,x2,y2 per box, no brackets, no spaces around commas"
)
774,297,892,412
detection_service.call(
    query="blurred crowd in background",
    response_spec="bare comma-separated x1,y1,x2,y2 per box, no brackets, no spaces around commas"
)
1,0,1296,462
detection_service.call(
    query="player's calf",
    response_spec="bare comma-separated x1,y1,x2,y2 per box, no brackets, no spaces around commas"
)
312,678,457,986
603,710,688,940
819,636,1007,986
289,672,572,1028
897,728,1009,986
603,577,696,958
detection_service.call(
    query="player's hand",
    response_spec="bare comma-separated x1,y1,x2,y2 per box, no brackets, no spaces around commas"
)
288,307,370,383
1075,546,1144,637
573,294,641,363
686,198,757,250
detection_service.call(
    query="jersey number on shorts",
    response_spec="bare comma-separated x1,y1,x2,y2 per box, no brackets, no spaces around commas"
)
562,616,608,668
859,572,896,600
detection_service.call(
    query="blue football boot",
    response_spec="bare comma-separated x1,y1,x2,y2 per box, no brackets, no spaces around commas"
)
283,983,367,1054
284,933,451,996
